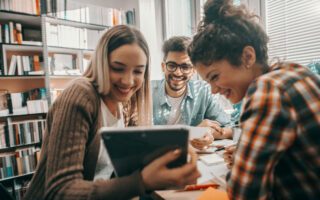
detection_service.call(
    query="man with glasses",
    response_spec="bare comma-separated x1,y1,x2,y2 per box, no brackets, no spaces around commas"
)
152,36,233,143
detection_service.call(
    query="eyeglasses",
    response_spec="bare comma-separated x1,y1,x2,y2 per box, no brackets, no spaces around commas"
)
165,61,194,74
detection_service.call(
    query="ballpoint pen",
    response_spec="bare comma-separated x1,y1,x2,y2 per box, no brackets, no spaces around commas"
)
184,183,219,191
214,143,237,152
220,121,240,128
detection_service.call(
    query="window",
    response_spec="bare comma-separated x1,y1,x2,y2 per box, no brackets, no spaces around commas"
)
233,0,241,7
265,0,320,66
163,0,192,38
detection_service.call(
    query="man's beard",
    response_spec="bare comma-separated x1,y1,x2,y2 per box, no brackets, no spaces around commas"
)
166,74,187,92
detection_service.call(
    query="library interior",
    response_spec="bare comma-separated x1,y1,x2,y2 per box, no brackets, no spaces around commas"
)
0,0,319,200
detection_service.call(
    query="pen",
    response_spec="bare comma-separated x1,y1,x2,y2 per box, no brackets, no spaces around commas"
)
214,146,226,152
220,121,240,128
215,143,237,152
184,183,219,191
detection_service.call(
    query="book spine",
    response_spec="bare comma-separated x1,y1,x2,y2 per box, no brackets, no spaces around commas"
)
40,0,47,14
4,124,10,147
0,25,2,43
16,23,23,44
6,93,13,114
35,0,40,15
4,24,9,44
0,44,4,75
9,22,15,44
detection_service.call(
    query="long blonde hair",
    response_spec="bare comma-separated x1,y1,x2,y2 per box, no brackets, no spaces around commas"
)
83,25,152,126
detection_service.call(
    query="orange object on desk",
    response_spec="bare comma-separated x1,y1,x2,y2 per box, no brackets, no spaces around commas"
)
197,187,229,200
184,183,219,191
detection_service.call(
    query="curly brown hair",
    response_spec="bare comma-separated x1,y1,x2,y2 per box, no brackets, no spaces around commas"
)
188,0,269,73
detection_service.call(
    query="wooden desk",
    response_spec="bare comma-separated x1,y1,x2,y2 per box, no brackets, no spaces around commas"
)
152,151,229,200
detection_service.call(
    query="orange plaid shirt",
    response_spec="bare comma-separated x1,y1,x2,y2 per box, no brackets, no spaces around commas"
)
227,63,320,199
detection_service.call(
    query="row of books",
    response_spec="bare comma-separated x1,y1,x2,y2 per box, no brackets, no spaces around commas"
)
48,53,81,75
0,119,45,148
46,23,106,49
0,88,47,116
46,0,135,26
6,55,44,76
5,179,29,200
0,0,135,26
0,22,42,45
0,146,40,179
0,22,22,44
0,0,41,15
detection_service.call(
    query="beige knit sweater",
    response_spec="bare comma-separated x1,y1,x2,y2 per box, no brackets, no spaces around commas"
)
23,78,145,200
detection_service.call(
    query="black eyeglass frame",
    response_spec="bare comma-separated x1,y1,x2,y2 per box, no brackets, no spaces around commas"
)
165,61,194,74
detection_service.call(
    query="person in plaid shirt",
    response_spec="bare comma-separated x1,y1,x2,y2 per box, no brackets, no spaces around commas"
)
188,0,320,199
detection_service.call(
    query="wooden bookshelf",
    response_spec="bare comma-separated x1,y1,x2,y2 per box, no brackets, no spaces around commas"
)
0,78,45,93
0,10,41,27
0,172,34,183
0,2,138,199
45,16,110,30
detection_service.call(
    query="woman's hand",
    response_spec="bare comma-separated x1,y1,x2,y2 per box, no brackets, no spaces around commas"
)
190,132,214,150
222,145,236,169
141,148,201,191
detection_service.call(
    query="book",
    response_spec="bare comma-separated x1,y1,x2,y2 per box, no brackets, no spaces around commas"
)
0,90,8,117
16,55,23,75
15,23,23,44
9,22,15,44
4,24,10,43
33,55,40,71
0,25,2,43
8,55,17,75
53,53,73,71
126,10,135,25
22,41,42,46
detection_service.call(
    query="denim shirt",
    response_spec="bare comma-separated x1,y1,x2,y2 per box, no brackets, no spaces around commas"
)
152,79,231,126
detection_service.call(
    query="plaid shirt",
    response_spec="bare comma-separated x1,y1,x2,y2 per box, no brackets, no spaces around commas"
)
227,63,320,199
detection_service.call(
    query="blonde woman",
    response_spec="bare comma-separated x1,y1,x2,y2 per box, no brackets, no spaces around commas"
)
24,25,200,200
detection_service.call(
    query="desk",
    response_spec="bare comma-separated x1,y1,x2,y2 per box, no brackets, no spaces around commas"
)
152,145,230,200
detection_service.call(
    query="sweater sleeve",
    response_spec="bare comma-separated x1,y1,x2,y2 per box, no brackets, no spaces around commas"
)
43,79,146,200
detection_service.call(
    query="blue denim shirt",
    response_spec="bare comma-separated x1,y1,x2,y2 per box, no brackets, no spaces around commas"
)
152,79,231,126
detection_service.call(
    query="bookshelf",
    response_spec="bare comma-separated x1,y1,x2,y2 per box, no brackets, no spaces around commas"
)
0,0,137,199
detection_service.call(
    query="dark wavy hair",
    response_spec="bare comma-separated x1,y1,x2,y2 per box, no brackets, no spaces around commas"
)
162,36,191,61
188,0,269,73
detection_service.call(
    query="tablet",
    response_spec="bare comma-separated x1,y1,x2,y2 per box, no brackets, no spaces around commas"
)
100,125,190,177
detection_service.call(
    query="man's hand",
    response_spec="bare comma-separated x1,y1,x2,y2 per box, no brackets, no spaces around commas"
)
190,132,214,150
197,119,233,139
141,148,201,191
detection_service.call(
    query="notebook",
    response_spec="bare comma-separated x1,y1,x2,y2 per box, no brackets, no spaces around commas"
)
200,154,225,166
100,125,189,177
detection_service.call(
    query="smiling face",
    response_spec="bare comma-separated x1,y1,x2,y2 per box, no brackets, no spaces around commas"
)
106,43,147,103
196,59,254,104
162,51,195,97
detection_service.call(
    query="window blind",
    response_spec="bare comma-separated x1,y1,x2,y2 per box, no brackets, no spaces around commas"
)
164,0,192,38
266,0,320,65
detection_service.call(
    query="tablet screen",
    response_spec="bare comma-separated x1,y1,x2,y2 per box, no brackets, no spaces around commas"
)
100,125,189,177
